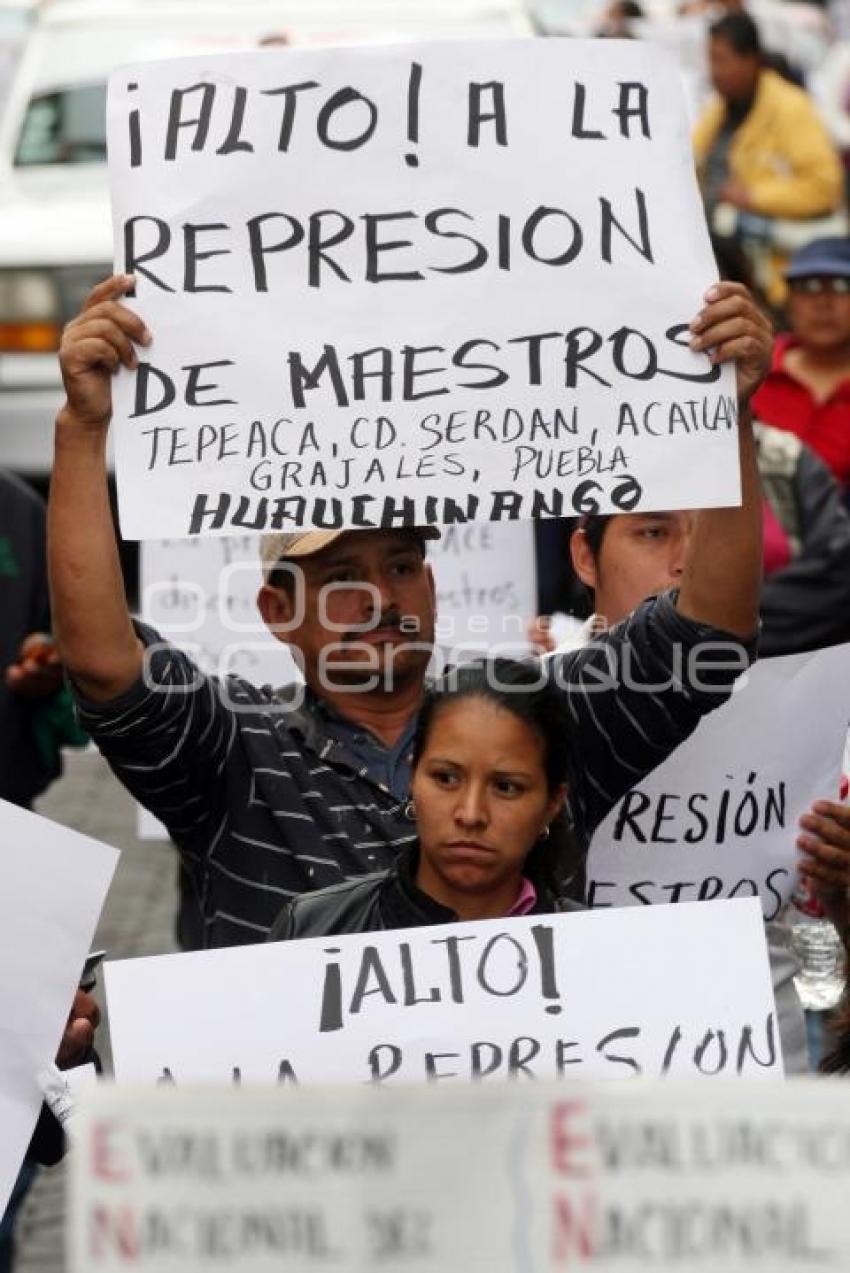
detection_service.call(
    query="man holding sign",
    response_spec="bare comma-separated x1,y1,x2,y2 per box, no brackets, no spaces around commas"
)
48,41,772,948
48,274,769,947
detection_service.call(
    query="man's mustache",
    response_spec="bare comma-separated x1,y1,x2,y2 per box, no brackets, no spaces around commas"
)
341,610,421,643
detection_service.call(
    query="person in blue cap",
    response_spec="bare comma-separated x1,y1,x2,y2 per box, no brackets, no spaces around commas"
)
753,237,850,499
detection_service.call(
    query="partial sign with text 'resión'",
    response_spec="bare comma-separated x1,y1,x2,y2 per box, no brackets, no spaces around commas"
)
107,39,737,541
587,643,850,919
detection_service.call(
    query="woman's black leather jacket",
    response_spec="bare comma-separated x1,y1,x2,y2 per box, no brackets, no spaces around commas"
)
269,845,582,942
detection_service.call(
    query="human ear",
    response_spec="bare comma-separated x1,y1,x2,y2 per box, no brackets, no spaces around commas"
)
570,529,598,591
257,584,296,644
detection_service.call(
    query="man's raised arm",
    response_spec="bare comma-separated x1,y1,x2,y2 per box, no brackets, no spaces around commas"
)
49,275,151,702
677,281,773,638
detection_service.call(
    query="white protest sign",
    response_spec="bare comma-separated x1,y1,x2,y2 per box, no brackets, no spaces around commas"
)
0,799,118,1216
432,519,537,654
39,1061,99,1132
70,1078,850,1273
587,644,850,920
107,39,737,541
105,899,780,1084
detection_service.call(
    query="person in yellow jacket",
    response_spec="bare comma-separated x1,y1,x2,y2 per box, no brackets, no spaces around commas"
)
693,12,845,307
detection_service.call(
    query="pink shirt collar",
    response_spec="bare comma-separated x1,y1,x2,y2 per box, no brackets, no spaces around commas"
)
509,877,538,916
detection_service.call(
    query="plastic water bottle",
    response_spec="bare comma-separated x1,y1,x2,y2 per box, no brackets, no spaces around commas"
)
790,886,844,1012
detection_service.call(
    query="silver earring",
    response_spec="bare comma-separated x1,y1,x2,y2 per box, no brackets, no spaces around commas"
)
539,825,550,841
403,799,416,821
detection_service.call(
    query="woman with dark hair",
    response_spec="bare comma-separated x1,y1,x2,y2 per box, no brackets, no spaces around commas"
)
270,660,581,940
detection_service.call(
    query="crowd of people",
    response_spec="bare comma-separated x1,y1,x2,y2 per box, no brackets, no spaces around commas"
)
8,4,850,1264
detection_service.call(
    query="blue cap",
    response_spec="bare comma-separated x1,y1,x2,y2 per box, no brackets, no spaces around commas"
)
785,237,850,281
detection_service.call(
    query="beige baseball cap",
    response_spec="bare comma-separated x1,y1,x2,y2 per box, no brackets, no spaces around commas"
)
260,527,440,581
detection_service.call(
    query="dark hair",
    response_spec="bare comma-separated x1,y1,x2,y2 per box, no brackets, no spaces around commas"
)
267,565,298,596
709,12,761,57
579,514,613,563
411,659,583,901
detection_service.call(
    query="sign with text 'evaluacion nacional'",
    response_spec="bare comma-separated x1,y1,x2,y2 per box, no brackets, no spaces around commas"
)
107,39,737,541
104,899,780,1086
71,1080,850,1273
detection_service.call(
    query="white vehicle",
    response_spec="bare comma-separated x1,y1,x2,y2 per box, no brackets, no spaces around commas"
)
0,0,531,477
